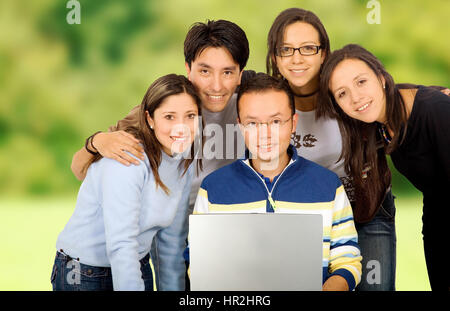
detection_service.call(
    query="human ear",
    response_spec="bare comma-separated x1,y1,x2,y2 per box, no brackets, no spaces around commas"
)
381,76,386,89
185,62,192,80
146,111,155,130
320,50,326,65
237,70,243,85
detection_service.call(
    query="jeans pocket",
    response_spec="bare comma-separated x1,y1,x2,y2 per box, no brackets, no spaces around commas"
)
78,265,110,278
76,264,113,291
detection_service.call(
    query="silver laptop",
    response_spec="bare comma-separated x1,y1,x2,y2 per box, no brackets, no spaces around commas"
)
189,213,323,291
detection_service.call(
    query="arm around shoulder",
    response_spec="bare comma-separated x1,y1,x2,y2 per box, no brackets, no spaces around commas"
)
70,105,143,181
71,145,95,181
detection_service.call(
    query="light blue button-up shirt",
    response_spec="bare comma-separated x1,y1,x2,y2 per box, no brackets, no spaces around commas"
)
56,151,193,291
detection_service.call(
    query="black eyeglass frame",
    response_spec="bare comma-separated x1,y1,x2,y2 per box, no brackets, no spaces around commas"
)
275,45,322,57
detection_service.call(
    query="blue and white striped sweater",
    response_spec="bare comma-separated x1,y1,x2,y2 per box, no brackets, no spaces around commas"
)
192,145,362,290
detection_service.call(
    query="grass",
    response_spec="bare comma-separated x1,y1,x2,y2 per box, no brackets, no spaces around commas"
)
395,196,430,291
0,195,430,291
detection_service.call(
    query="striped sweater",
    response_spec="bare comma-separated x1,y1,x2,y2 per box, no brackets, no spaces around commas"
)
193,145,362,290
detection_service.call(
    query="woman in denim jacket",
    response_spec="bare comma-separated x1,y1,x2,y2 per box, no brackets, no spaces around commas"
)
51,74,201,291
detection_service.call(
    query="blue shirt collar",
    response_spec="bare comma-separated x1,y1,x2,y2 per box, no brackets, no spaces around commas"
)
244,144,298,161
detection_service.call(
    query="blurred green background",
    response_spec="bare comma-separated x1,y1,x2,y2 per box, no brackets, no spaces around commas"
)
0,0,448,291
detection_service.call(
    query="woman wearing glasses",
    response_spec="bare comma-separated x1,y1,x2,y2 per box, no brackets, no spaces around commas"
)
265,8,396,290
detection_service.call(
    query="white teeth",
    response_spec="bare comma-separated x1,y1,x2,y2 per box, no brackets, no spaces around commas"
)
209,95,223,100
259,144,272,149
292,69,306,73
172,137,187,141
357,103,369,111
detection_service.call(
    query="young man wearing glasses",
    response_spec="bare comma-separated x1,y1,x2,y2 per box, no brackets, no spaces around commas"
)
193,73,362,291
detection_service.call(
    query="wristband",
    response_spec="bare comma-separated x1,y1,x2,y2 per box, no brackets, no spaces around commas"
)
85,131,102,155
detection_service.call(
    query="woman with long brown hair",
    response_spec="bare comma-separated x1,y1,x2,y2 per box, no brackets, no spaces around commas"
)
266,8,396,290
318,43,450,291
51,74,201,291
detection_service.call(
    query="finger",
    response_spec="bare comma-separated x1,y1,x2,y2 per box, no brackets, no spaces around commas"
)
118,132,144,153
126,147,145,161
110,154,131,166
116,141,145,160
117,150,141,165
119,131,141,144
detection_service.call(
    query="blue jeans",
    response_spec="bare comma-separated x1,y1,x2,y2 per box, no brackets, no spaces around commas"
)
51,250,153,291
355,189,396,291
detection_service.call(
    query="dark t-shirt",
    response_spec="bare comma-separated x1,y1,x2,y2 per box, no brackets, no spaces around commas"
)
390,86,450,234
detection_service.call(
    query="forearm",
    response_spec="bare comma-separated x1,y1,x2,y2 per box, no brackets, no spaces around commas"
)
71,146,94,181
71,128,145,181
70,105,141,181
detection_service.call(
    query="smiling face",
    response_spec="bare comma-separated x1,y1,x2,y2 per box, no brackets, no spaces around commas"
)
185,46,242,113
238,89,297,164
146,92,199,156
329,58,387,124
275,22,325,95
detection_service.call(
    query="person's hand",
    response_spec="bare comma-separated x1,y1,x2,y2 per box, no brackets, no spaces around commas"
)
441,88,450,96
92,131,144,166
322,275,349,291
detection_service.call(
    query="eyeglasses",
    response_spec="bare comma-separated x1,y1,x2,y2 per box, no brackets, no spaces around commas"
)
276,45,322,57
241,117,292,130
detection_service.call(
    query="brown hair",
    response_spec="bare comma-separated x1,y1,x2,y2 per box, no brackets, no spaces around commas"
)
317,44,409,222
266,8,330,79
93,74,202,195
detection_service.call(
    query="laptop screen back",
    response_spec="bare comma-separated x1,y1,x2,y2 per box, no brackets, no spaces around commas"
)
189,213,323,291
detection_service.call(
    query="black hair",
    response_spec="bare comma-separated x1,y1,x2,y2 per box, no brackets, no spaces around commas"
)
236,72,295,117
184,19,249,71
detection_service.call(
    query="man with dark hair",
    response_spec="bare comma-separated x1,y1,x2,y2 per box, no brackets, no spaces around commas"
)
193,73,362,291
236,72,295,116
184,20,249,80
69,19,250,290
71,19,249,213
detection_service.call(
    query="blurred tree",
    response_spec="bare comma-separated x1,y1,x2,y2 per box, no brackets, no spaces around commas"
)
0,0,448,198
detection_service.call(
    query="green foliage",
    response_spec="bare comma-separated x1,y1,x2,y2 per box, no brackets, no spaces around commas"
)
0,0,449,197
